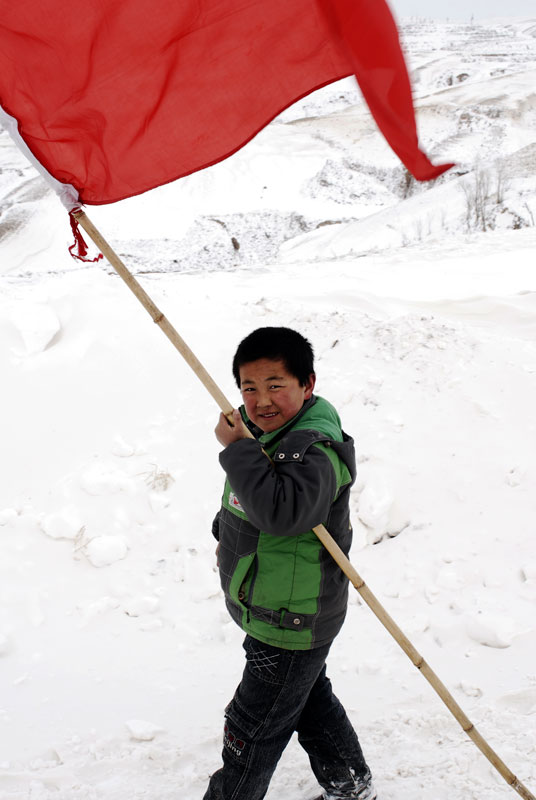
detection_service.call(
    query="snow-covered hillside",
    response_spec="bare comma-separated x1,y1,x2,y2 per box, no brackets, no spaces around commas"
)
1,16,535,800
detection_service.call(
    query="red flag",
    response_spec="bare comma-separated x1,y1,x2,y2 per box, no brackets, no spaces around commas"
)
0,0,452,207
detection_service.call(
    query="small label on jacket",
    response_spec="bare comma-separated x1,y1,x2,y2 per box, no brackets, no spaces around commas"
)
229,491,244,512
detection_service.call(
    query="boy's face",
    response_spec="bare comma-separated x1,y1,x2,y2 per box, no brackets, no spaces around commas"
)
239,358,315,433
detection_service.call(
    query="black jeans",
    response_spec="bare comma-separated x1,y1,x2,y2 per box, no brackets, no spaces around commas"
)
203,635,371,800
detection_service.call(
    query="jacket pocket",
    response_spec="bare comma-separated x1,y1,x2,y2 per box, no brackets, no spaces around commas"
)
243,555,259,607
228,552,256,607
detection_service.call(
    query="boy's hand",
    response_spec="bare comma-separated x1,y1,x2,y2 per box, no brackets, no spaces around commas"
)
215,409,249,447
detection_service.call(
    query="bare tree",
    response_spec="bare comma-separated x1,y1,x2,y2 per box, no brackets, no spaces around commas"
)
494,161,511,205
523,202,535,227
461,165,509,232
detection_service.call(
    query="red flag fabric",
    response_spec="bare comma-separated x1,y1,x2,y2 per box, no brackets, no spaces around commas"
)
0,0,452,206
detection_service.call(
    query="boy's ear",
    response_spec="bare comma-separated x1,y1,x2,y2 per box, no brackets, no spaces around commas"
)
304,373,316,399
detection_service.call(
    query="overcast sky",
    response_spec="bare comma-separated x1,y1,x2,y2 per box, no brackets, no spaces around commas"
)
390,0,535,20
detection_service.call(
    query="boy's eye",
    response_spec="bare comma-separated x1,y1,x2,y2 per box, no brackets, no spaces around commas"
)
270,384,283,390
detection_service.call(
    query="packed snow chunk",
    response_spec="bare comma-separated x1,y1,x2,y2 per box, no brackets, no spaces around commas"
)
29,748,63,769
80,463,131,495
122,595,160,617
496,687,536,714
111,435,136,458
349,518,369,551
385,502,410,538
85,535,128,567
149,491,172,512
82,596,120,622
483,567,504,588
125,719,164,741
403,613,430,635
466,613,518,648
40,506,83,540
0,509,18,526
436,566,463,591
457,681,483,699
357,481,393,534
10,302,61,355
0,633,11,656
521,561,536,582
506,467,525,487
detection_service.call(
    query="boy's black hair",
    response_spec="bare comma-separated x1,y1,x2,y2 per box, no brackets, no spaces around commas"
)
232,327,315,387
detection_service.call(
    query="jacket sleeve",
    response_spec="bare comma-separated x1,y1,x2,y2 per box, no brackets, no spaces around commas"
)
219,436,337,536
211,511,220,541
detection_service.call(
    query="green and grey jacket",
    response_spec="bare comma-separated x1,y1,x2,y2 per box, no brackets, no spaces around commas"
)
213,395,356,650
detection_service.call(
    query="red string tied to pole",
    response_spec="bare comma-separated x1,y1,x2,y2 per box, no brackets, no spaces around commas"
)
68,211,103,263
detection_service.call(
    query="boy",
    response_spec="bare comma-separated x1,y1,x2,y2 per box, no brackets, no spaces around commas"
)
205,327,376,800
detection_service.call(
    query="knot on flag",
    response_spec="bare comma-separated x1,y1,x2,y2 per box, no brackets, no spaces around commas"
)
68,211,103,263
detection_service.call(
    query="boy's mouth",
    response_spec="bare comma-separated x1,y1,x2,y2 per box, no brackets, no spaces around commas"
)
258,411,278,419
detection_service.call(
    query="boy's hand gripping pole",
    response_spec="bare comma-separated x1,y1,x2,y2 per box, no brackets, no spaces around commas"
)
73,209,535,800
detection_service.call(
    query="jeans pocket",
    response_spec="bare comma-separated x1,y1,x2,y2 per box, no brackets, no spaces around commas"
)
223,696,262,764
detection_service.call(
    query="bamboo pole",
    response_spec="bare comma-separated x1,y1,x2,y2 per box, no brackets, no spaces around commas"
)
312,526,535,800
73,208,535,800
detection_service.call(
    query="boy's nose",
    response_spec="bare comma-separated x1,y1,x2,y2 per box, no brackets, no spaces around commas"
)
256,391,272,407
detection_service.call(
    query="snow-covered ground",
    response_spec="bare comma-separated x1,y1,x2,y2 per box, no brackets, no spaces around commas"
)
1,16,535,800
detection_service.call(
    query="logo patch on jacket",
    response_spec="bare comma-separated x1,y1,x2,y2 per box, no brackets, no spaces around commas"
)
229,491,244,512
